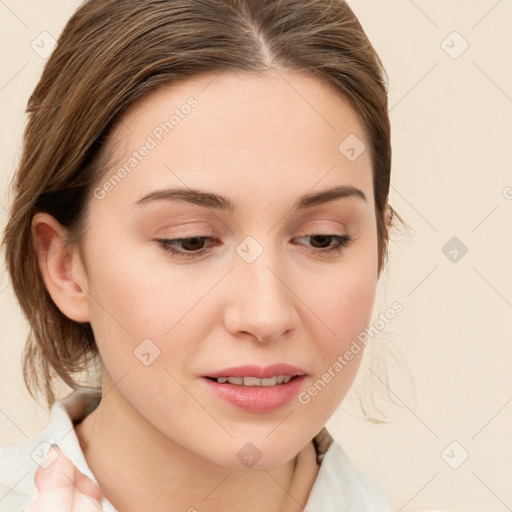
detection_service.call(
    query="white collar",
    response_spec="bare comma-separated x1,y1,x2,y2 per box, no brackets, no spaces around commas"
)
0,388,390,511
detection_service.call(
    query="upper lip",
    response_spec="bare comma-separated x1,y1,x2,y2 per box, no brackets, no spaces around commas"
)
204,364,307,379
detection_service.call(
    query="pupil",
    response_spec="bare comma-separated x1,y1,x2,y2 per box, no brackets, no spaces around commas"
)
183,237,204,251
311,235,330,248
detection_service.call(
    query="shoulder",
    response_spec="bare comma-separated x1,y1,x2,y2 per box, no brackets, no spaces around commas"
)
307,428,391,511
0,388,101,511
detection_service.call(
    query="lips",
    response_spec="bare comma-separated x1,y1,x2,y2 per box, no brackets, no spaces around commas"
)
204,363,307,380
201,373,307,412
201,363,308,412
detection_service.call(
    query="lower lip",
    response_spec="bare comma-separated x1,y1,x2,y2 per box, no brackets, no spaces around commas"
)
201,375,307,412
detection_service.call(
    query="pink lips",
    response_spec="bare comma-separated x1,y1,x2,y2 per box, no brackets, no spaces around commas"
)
201,363,307,413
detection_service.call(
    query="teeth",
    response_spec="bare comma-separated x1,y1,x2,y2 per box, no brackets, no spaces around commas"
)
226,377,244,385
215,375,295,386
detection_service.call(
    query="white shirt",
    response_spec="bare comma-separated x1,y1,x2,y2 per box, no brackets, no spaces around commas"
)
0,389,391,511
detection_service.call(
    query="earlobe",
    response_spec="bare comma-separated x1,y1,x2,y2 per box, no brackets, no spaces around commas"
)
31,212,91,323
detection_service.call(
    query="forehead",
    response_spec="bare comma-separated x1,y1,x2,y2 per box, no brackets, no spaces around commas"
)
93,69,373,212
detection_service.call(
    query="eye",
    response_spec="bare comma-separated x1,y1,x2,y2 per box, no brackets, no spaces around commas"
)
156,236,214,259
156,233,353,259
295,234,353,255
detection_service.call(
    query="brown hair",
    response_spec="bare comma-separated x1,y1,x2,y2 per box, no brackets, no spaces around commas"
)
2,0,406,413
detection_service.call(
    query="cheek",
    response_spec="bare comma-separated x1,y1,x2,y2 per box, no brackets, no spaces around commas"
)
83,244,203,419
295,249,377,422
87,226,205,322
305,236,378,351
308,266,376,369
84,236,211,369
84,239,240,422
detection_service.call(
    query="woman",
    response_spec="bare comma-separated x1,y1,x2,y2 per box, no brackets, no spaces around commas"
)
0,0,404,510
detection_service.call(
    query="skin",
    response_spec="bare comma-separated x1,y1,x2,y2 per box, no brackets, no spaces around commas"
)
31,68,386,511
26,446,103,512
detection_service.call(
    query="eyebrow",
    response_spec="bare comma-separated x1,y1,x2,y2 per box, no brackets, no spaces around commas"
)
133,184,366,212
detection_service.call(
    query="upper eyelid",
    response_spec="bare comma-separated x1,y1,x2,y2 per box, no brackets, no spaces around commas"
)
149,210,354,236
160,230,349,241
156,219,349,234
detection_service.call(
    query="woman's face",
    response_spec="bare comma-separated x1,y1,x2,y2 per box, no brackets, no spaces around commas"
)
76,69,379,468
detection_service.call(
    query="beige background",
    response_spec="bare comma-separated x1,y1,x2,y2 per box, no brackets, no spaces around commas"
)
1,1,511,511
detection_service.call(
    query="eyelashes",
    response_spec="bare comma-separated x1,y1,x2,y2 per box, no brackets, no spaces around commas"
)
157,236,213,258
156,234,353,259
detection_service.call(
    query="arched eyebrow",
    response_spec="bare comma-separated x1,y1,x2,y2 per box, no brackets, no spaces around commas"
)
133,184,366,212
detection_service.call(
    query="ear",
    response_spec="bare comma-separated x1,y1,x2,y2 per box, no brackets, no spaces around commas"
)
31,212,91,323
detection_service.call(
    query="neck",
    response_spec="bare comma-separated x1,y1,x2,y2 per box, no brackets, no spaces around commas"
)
74,375,319,512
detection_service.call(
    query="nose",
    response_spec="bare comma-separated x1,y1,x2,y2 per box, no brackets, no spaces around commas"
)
223,243,299,344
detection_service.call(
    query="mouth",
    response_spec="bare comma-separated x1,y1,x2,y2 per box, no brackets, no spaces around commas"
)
200,364,307,412
204,374,302,386
203,363,307,381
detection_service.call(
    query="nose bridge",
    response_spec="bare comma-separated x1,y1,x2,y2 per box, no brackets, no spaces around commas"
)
225,235,298,341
